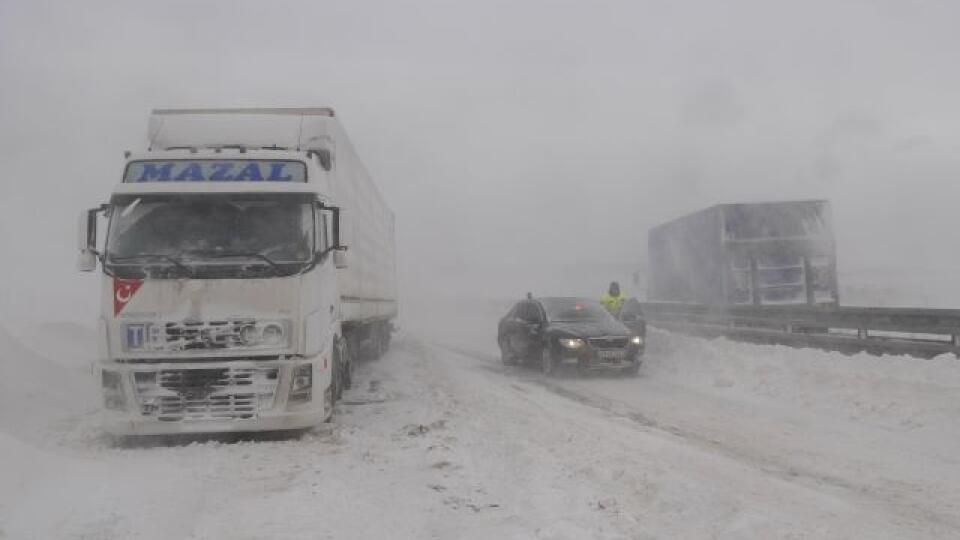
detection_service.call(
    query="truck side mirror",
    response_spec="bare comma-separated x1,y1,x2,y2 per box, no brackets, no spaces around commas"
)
78,250,97,272
315,202,349,268
334,207,350,250
77,207,102,272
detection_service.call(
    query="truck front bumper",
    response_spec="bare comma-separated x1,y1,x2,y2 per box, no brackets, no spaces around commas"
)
97,356,330,436
101,407,325,436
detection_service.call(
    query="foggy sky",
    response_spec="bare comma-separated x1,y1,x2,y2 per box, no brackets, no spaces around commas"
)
3,0,960,323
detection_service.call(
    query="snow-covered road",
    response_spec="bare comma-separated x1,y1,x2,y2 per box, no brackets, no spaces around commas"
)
3,300,960,539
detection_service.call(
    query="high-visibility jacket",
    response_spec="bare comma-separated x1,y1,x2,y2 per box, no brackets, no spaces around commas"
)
601,293,626,314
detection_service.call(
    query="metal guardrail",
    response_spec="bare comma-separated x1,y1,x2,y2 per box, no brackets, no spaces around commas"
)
638,302,960,358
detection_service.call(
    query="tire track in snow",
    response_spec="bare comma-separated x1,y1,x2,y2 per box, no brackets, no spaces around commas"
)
428,340,960,534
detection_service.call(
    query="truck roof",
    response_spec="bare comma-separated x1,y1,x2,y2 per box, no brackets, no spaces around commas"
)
714,199,828,209
147,108,340,152
152,107,335,117
652,199,830,232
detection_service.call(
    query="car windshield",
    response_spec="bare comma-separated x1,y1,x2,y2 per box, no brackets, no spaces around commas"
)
541,298,612,322
105,194,314,276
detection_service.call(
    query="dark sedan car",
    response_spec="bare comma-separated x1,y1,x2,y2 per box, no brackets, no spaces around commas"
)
497,296,645,375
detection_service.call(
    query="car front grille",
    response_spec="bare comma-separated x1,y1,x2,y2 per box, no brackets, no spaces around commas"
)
134,367,279,422
588,337,628,349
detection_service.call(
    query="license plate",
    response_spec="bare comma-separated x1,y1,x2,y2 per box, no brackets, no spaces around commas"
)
597,350,626,361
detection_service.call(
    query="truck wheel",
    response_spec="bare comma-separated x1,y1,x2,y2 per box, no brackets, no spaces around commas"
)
342,339,354,390
540,347,556,376
373,324,386,358
323,385,335,422
381,323,392,352
378,324,390,356
332,337,347,401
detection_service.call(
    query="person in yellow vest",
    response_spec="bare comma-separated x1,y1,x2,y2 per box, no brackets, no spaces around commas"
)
601,281,626,317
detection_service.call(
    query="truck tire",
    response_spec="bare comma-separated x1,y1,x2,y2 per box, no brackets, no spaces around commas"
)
378,323,390,356
332,337,349,400
323,384,335,423
381,323,392,352
342,338,355,390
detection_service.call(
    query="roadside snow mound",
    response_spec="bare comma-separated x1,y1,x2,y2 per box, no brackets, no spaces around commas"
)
644,329,960,433
0,323,97,445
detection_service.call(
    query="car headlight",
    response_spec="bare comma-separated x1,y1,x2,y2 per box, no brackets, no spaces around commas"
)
631,335,644,346
559,338,585,349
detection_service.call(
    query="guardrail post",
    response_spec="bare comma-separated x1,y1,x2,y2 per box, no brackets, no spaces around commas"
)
858,328,867,340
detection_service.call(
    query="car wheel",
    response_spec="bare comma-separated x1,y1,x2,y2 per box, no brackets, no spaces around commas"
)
500,339,517,366
540,346,556,375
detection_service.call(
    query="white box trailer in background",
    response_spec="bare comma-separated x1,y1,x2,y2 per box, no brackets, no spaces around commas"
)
648,200,838,306
78,108,396,436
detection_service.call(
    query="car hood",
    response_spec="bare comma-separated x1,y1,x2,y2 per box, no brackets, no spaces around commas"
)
546,319,630,338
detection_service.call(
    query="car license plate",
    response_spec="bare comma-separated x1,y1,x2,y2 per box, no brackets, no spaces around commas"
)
598,350,626,361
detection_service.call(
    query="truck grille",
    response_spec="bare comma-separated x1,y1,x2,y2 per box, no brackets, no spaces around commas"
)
588,337,628,349
134,367,279,422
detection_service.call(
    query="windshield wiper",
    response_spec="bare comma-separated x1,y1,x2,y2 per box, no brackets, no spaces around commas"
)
108,253,194,276
198,251,283,274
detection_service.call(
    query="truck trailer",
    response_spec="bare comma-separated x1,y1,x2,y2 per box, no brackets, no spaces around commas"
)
77,107,397,436
648,200,838,306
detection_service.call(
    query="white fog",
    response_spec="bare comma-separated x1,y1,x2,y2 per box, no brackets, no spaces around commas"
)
2,1,960,538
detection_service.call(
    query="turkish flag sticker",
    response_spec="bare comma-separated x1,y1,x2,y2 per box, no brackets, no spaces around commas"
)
114,278,144,316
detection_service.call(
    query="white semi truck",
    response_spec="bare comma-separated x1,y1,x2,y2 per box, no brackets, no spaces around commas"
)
77,108,397,436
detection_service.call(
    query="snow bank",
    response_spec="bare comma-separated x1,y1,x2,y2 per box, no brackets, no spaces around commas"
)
645,329,960,434
0,324,97,445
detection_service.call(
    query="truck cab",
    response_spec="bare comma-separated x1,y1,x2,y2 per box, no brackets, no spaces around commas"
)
78,108,396,436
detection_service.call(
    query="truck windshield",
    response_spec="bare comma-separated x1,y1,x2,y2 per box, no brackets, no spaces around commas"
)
105,194,314,278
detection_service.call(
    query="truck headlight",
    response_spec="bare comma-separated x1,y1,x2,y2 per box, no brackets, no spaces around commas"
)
559,338,585,349
239,324,259,345
631,336,644,346
237,321,289,348
261,323,285,346
101,370,127,410
289,363,312,403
